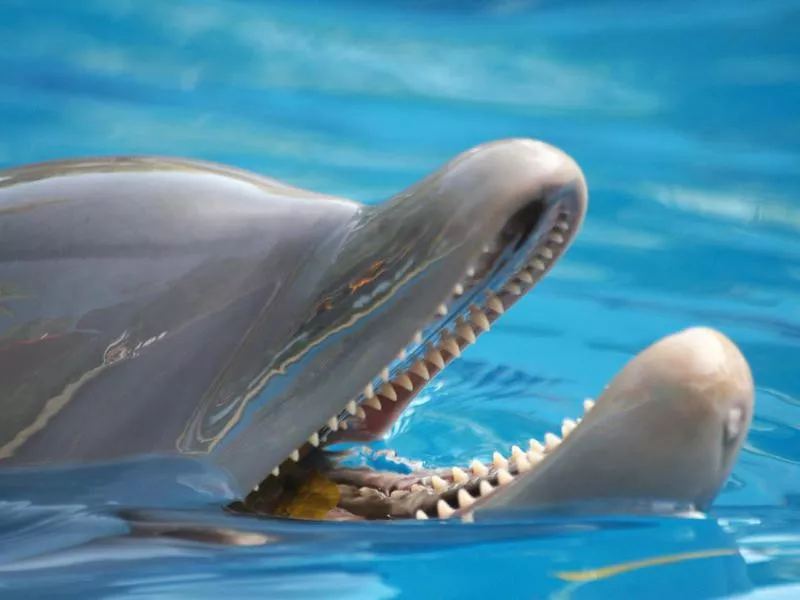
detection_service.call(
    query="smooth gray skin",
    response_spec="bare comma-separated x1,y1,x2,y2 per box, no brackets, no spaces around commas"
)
472,326,755,517
0,139,587,501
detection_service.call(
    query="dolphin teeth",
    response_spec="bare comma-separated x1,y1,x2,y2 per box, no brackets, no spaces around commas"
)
437,499,456,519
415,510,429,520
431,475,449,493
583,398,595,412
364,395,382,410
530,259,546,271
461,512,475,524
471,311,491,332
453,283,464,296
426,349,445,370
549,232,565,244
529,438,545,454
380,367,390,381
527,449,544,464
482,243,492,254
544,432,562,451
394,373,414,391
289,449,300,462
492,452,509,470
339,421,348,430
327,416,339,431
538,247,554,260
436,303,448,317
397,348,406,360
440,337,460,358
555,219,570,231
465,265,476,278
346,400,358,415
457,488,475,508
470,459,489,478
517,270,534,284
457,323,477,344
515,454,533,473
379,383,397,401
356,406,367,419
505,282,522,296
561,418,577,437
308,432,320,447
364,383,375,398
452,467,469,485
511,445,526,460
410,361,430,381
479,480,494,496
496,469,514,486
271,466,280,477
413,330,423,344
486,295,504,315
253,484,259,492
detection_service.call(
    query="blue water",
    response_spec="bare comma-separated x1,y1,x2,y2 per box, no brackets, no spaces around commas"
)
1,0,799,597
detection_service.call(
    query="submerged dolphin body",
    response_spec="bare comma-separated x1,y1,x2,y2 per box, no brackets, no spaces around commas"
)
0,140,754,522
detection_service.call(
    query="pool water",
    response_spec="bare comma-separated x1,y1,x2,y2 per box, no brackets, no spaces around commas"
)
1,0,799,598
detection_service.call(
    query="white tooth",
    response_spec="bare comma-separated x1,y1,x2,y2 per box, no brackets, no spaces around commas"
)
556,219,569,231
457,488,475,508
346,400,358,415
340,421,348,430
515,454,533,473
561,418,577,437
410,361,430,380
549,232,565,244
380,367,390,381
461,512,475,524
470,460,489,477
394,373,414,391
452,467,469,485
584,398,595,412
440,338,460,357
327,416,339,431
496,469,514,485
453,283,464,296
471,311,490,332
457,324,477,344
437,499,455,518
415,510,429,520
253,485,259,492
436,303,448,317
379,383,397,401
530,259,546,271
511,445,525,460
529,438,545,453
364,395,382,410
505,282,522,296
492,452,509,470
431,475,448,493
479,480,494,496
527,449,544,464
487,296,504,314
426,349,445,370
517,270,534,284
271,466,280,477
289,449,300,462
544,432,562,451
397,348,406,360
364,383,375,398
466,265,476,278
356,406,367,419
539,247,554,260
413,331,423,344
308,432,320,447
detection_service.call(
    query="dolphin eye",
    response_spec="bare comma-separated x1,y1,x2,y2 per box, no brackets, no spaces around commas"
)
724,406,744,445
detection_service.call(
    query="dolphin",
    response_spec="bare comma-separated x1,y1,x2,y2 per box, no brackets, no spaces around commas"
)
0,139,754,522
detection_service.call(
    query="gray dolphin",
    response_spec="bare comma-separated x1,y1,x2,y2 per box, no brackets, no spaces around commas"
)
0,139,754,522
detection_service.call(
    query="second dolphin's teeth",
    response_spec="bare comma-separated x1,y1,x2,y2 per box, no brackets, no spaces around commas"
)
415,510,428,520
380,367,390,381
327,416,339,431
471,311,490,332
497,469,514,485
549,232,565,244
505,282,522,296
515,454,533,473
529,438,545,453
492,452,509,470
527,449,544,464
437,499,455,518
364,383,375,398
431,475,448,493
440,338,460,358
452,467,469,485
453,283,464,296
364,395,382,410
394,373,414,391
511,445,526,461
457,323,477,344
584,398,595,412
356,406,366,419
308,432,320,447
410,361,430,381
426,349,445,370
517,270,534,284
457,489,475,508
436,304,448,317
346,400,358,415
479,480,494,496
544,432,562,451
413,330,423,344
470,460,489,478
530,259,546,271
561,418,577,437
289,449,300,462
487,296,504,315
538,247,554,260
271,466,280,477
378,383,397,401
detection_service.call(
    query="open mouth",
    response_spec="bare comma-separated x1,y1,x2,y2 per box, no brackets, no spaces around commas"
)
228,184,587,523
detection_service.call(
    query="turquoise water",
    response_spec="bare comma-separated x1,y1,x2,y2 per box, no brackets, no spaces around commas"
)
1,0,800,597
